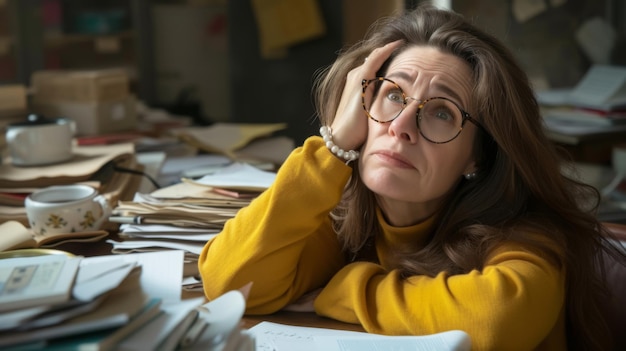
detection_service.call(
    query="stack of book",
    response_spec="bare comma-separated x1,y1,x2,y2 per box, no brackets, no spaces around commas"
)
108,162,277,288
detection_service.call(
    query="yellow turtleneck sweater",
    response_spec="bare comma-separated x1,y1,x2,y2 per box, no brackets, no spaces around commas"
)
198,136,567,350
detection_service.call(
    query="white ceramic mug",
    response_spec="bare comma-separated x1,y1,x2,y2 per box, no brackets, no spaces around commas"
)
25,184,111,235
6,114,76,166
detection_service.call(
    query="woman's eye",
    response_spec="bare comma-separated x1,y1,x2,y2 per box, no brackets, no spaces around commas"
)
386,90,404,104
434,109,454,121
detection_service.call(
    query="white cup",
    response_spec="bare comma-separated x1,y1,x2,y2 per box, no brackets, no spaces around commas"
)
6,114,76,166
25,184,111,235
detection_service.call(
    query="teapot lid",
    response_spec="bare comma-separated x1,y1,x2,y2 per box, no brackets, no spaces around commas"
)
8,114,62,127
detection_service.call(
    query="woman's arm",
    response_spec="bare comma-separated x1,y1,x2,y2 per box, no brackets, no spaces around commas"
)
315,244,565,350
198,137,350,313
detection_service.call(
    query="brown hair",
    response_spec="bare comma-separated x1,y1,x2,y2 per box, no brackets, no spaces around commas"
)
313,4,625,350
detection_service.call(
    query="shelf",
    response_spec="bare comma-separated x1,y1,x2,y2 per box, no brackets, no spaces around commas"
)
6,0,155,104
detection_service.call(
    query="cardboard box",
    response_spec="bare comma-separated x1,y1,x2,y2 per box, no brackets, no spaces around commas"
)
0,84,27,115
33,96,137,136
31,69,130,104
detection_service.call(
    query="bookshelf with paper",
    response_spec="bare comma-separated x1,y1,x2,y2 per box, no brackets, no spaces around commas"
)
538,65,626,144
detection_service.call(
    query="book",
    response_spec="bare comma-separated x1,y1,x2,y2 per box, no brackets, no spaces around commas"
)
0,255,81,313
0,221,108,252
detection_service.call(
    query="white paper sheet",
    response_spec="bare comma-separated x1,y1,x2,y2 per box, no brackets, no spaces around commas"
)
315,331,471,351
249,322,471,351
81,250,185,304
189,162,276,191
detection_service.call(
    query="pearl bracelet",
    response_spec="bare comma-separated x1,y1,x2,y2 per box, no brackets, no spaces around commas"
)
319,126,360,163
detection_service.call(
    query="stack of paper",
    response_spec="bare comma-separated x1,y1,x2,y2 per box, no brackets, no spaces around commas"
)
121,290,253,351
0,143,142,228
0,247,250,350
0,253,159,350
537,65,626,144
169,122,288,160
108,162,277,285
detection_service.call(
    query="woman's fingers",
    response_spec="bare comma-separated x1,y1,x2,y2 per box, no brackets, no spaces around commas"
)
361,39,404,74
330,40,404,152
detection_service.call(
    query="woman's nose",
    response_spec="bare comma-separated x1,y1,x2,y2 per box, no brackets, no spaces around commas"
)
387,102,421,143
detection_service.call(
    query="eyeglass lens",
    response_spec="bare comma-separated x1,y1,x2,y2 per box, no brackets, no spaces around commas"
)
363,78,464,143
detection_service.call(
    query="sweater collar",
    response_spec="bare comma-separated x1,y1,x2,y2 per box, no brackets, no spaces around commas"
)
376,207,435,249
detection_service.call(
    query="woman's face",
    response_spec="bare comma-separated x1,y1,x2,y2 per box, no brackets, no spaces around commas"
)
358,45,478,226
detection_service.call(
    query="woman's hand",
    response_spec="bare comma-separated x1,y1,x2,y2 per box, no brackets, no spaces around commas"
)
329,40,404,153
282,288,323,312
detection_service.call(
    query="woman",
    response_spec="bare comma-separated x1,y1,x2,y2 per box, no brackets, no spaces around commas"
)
199,4,626,350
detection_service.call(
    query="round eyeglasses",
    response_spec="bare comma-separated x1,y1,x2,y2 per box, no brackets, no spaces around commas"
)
361,77,482,144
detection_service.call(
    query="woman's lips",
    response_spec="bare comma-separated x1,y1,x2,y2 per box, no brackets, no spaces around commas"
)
373,151,414,169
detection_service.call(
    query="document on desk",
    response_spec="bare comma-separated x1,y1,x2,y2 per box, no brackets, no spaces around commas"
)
187,162,276,192
170,122,287,158
249,322,471,351
119,224,219,241
81,250,185,304
536,65,626,111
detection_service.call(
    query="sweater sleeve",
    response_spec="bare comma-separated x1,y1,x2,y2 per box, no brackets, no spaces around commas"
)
314,245,566,350
198,136,351,314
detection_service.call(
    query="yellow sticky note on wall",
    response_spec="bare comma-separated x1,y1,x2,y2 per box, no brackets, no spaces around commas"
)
251,0,326,57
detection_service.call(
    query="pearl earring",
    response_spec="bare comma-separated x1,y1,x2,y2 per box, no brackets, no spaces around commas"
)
464,172,477,180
